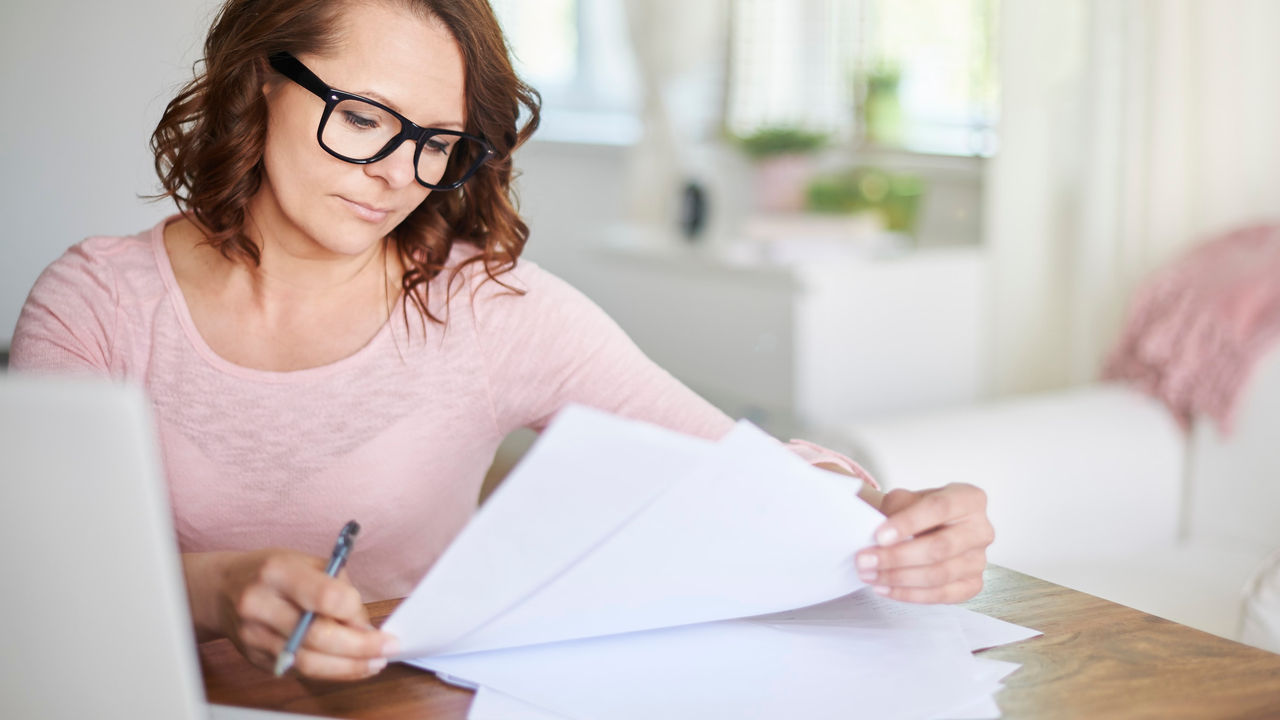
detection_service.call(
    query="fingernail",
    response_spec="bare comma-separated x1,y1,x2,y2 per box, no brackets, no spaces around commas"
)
873,586,891,596
368,658,388,674
858,569,877,582
381,636,401,657
875,526,899,546
856,553,878,570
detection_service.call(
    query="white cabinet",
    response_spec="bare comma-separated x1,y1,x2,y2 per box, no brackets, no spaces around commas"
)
571,229,989,438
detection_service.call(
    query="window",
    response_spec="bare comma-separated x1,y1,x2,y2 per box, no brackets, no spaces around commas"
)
727,0,860,142
491,0,641,144
727,0,999,157
493,0,998,154
490,0,579,88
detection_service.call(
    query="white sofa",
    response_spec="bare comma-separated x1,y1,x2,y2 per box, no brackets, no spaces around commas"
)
829,347,1280,650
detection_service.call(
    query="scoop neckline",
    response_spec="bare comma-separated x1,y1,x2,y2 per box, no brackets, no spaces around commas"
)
150,215,404,383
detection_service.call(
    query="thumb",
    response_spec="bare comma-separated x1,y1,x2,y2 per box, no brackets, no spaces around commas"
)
879,487,920,517
336,568,374,630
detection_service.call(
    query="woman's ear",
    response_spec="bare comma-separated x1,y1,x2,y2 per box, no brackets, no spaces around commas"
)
257,56,281,98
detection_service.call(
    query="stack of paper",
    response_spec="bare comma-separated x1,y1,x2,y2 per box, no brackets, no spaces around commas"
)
384,406,1039,719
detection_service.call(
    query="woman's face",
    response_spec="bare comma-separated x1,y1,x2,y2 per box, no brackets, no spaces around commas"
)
256,1,467,259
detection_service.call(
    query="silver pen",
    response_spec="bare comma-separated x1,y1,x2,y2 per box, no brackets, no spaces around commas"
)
274,520,361,677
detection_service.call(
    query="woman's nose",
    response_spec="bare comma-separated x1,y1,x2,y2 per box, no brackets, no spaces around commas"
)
366,139,419,188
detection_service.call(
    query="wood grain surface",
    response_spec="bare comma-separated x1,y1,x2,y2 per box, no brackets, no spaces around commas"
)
200,566,1280,719
962,567,1280,719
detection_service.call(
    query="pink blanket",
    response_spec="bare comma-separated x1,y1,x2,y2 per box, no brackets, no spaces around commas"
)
1103,224,1280,433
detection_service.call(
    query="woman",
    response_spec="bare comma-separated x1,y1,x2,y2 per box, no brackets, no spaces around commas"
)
11,0,993,681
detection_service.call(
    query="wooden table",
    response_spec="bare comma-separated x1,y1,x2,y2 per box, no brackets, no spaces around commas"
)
201,566,1280,719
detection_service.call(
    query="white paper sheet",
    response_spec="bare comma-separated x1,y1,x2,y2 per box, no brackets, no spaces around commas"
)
422,619,981,720
468,688,564,720
946,606,1042,651
383,407,714,656
387,407,884,657
466,680,1011,720
930,659,1021,720
380,406,1041,720
465,662,1021,720
937,687,1004,720
461,622,1028,720
972,657,1022,684
751,587,1042,652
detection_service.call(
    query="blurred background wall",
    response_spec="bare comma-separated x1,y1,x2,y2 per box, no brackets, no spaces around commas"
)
3,0,1279,420
0,0,219,345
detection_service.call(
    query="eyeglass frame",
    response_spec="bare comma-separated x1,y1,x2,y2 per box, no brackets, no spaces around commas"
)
266,51,495,191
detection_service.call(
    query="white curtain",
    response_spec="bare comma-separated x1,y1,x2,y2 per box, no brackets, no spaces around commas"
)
987,0,1280,394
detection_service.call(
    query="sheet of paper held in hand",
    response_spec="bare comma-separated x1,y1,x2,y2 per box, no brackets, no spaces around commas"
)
382,406,1040,720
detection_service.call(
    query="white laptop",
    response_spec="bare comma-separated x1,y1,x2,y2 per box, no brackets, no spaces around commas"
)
0,375,325,719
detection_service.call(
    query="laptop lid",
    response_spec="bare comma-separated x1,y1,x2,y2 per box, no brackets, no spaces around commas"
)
0,375,246,718
0,376,337,719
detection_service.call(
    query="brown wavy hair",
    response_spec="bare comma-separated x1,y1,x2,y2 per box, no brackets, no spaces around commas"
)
151,0,541,323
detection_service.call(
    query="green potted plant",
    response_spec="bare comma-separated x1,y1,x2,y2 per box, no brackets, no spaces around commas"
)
732,126,829,213
806,167,925,236
860,61,904,147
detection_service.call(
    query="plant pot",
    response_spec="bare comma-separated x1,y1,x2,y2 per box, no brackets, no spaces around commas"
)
752,154,815,213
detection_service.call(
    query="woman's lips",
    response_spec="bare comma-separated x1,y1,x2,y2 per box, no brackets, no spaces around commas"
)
338,196,390,223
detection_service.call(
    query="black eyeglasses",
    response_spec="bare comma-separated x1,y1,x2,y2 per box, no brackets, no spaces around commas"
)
267,51,494,190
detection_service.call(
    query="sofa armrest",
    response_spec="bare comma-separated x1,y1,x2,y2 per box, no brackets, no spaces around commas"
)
1187,345,1280,553
825,385,1186,570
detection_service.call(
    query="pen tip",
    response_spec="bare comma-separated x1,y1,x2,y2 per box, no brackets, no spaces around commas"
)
273,651,295,678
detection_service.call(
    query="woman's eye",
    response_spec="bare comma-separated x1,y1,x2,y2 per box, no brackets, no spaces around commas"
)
342,111,380,130
425,138,453,155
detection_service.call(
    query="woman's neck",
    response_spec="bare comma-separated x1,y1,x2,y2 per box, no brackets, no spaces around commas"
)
234,193,398,312
164,214,405,372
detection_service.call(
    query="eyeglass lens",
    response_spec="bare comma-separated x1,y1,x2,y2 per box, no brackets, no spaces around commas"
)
323,97,482,188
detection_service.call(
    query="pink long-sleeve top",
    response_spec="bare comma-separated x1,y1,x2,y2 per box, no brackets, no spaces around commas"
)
12,217,871,601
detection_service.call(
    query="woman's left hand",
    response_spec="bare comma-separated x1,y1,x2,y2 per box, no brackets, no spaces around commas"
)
854,483,994,603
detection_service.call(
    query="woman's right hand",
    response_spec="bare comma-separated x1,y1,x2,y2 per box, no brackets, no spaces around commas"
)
182,549,398,681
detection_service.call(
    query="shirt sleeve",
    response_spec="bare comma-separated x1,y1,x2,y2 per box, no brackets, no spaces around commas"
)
465,259,876,486
10,240,122,377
